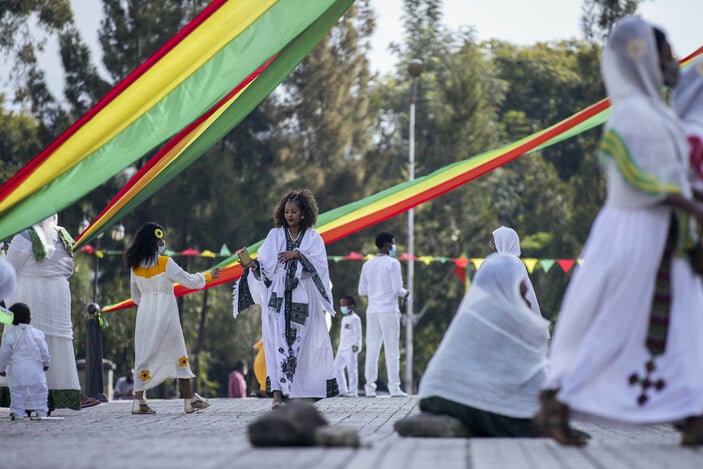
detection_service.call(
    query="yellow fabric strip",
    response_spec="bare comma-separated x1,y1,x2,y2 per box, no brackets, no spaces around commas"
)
3,0,276,211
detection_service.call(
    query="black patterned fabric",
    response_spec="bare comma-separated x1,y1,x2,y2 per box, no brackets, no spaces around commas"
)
0,386,80,410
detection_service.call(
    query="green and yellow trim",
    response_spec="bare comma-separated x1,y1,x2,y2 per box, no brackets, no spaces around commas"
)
599,129,682,196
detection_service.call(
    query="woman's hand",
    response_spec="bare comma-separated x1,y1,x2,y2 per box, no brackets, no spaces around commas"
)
210,267,221,279
278,250,300,263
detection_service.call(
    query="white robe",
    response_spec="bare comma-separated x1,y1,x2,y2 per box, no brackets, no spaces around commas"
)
2,226,80,409
419,254,550,418
0,324,50,416
234,227,337,398
545,17,703,424
131,256,208,392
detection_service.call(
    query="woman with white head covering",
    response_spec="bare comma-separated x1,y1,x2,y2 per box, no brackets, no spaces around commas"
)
0,214,82,411
490,226,542,317
396,253,550,437
537,17,703,446
673,57,703,195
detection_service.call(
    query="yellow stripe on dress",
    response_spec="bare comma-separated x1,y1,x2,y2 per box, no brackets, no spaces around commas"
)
133,256,169,278
599,129,682,196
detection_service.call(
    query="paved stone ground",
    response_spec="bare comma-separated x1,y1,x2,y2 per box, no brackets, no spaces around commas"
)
1,395,702,469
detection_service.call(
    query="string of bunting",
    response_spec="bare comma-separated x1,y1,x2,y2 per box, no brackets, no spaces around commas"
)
76,244,581,274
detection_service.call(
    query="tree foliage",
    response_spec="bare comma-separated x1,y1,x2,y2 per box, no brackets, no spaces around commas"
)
0,0,631,396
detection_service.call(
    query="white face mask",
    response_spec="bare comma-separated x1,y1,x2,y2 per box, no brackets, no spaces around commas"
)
340,306,351,315
158,241,167,255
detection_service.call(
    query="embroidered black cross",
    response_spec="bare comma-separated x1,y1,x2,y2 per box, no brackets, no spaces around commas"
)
628,358,666,406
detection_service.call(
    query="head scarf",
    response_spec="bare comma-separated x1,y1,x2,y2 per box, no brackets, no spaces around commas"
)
492,226,521,256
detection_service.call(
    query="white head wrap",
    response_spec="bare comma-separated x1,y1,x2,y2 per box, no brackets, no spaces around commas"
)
492,226,521,256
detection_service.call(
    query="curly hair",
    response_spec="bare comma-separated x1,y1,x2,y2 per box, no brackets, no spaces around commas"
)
273,189,318,229
125,222,165,269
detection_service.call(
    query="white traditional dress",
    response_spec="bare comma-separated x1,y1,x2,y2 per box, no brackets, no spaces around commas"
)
131,256,211,392
0,324,51,416
419,253,550,419
673,56,703,192
545,17,703,424
1,216,81,410
492,226,542,317
233,227,337,398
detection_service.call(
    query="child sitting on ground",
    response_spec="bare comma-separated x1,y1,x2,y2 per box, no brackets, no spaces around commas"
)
0,302,51,420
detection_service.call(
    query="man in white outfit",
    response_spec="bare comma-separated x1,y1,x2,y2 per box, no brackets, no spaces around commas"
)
334,295,362,397
358,232,409,397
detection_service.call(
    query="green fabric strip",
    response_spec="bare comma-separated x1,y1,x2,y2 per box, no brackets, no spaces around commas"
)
0,0,344,240
72,0,355,249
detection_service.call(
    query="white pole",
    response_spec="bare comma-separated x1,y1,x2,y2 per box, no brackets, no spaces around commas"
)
405,74,418,393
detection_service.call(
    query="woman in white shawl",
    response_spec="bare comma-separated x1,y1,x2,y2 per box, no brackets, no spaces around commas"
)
397,253,550,437
1,214,82,411
537,18,703,447
234,189,338,409
673,57,703,196
489,226,541,317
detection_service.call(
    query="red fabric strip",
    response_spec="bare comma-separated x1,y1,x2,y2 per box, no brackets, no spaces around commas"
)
0,0,228,201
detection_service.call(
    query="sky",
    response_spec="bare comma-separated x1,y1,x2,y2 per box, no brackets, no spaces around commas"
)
369,0,701,74
3,0,702,103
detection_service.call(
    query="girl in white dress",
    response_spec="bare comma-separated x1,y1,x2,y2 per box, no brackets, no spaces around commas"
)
126,222,220,414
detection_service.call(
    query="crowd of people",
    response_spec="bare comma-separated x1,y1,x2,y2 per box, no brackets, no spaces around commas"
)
1,12,703,449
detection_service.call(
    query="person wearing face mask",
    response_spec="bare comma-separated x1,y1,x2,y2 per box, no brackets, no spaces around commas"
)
536,17,703,447
358,232,410,397
0,214,83,412
334,295,362,397
125,222,220,414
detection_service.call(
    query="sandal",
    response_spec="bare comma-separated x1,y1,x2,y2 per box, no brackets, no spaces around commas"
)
271,391,286,410
534,389,587,447
131,399,156,415
185,393,210,413
680,415,703,446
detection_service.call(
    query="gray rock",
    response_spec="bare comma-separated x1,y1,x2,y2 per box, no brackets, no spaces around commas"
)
248,401,328,447
315,425,361,447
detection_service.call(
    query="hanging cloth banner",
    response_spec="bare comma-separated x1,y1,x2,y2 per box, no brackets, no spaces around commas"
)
101,47,703,312
0,0,355,241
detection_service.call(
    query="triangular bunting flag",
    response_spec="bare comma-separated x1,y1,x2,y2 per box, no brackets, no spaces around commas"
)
200,250,216,258
557,259,575,273
522,258,538,274
343,251,365,260
540,259,555,273
418,256,434,265
472,258,485,270
219,244,232,257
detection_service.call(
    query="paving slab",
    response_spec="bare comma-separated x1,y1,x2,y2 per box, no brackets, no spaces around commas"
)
1,396,702,469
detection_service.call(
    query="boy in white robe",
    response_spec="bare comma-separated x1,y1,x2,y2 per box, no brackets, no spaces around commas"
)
0,303,50,419
334,296,362,397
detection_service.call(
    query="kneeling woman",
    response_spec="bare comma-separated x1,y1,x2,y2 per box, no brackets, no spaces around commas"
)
411,253,550,437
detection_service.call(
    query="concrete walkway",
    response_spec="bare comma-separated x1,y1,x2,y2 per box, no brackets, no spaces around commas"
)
1,395,702,468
